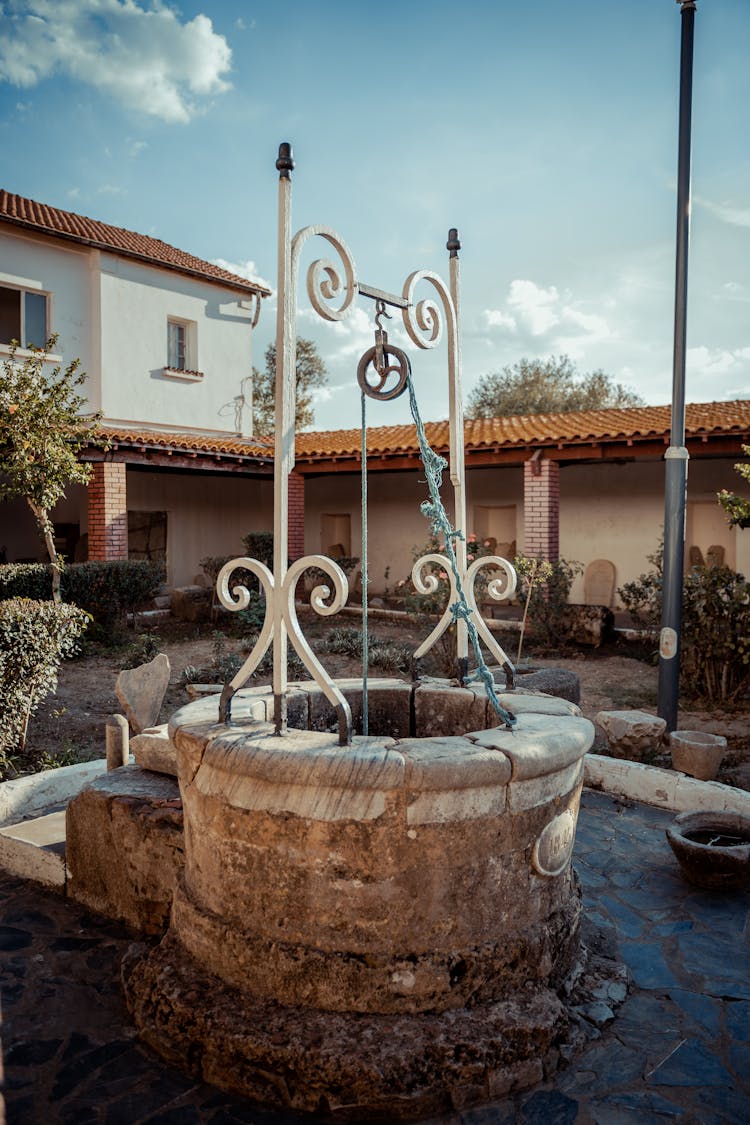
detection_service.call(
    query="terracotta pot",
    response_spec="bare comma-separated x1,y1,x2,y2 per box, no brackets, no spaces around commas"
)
666,810,750,889
670,729,727,781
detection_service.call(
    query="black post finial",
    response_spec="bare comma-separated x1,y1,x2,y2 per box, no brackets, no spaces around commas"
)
276,142,294,179
447,228,461,257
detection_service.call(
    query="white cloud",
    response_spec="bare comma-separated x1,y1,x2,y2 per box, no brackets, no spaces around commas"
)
483,309,516,330
0,1,232,123
695,194,750,229
211,257,272,292
128,139,147,157
686,345,750,382
507,279,560,335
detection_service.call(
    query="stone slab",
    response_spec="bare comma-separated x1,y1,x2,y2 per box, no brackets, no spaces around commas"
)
584,754,750,816
0,810,66,887
0,760,107,828
115,652,171,734
468,714,594,781
595,709,666,761
130,725,177,777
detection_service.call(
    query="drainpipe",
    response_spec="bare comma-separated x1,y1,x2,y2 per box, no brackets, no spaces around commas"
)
658,1,697,731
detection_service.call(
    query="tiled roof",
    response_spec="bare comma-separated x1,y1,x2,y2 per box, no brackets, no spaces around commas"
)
95,400,750,465
96,425,273,461
0,190,271,297
295,400,750,460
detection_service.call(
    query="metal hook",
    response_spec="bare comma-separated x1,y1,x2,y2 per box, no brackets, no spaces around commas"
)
374,298,392,332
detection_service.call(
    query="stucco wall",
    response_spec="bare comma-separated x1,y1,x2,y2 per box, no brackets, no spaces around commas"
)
561,457,749,605
125,468,273,587
99,256,256,436
0,228,99,408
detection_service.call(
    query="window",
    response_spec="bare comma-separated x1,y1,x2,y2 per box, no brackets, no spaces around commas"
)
168,320,187,370
0,285,48,349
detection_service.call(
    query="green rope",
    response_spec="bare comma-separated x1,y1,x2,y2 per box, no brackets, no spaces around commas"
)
361,389,369,736
405,373,516,730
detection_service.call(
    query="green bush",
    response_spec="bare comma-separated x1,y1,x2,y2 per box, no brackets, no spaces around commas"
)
0,598,90,771
0,559,163,629
0,562,52,600
242,531,274,569
61,560,163,628
619,553,750,704
520,556,583,651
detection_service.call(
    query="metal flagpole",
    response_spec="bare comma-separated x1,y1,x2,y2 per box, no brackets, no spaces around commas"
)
657,1,697,730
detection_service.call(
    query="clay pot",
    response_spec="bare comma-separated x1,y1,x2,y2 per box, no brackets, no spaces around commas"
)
670,730,727,781
666,810,750,889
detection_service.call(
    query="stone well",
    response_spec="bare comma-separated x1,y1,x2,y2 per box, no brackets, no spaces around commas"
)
123,678,594,1119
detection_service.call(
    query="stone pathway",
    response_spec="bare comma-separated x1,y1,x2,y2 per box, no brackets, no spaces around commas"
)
1,790,748,1124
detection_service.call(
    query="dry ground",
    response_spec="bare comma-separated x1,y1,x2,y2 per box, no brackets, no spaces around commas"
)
19,610,750,789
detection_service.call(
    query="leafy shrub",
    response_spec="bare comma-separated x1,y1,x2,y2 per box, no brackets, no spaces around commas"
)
0,598,90,771
619,552,750,704
368,639,411,674
121,632,163,669
324,627,364,658
61,560,163,628
236,589,267,634
242,531,274,569
518,556,583,652
0,562,52,600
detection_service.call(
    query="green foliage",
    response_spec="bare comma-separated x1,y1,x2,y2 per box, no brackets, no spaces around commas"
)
121,632,163,669
323,626,410,673
618,550,750,704
253,337,328,435
241,531,274,568
0,562,52,600
61,560,163,630
0,598,90,770
515,555,583,653
513,554,554,662
466,355,643,419
717,445,750,529
0,559,162,632
0,337,103,599
236,589,267,634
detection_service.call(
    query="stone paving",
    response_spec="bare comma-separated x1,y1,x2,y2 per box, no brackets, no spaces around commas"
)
1,789,748,1124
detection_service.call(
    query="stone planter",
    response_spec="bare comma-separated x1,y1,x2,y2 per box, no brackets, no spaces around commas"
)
666,810,750,890
123,677,594,1119
670,730,727,781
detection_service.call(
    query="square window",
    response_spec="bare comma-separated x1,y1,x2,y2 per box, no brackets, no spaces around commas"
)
0,284,48,348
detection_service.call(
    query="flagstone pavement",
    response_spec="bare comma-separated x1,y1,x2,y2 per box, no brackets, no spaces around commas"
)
1,789,749,1124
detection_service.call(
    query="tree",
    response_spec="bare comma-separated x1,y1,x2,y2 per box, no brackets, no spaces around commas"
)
717,445,750,530
0,338,102,602
253,337,328,435
466,355,644,418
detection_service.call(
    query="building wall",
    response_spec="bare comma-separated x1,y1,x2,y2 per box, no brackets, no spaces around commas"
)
0,228,100,408
125,468,273,587
561,457,748,605
99,256,256,436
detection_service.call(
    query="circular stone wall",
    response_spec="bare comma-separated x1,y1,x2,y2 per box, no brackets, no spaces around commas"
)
124,678,594,1119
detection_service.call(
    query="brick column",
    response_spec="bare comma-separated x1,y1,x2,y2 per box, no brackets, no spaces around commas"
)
523,456,559,562
288,471,305,561
87,462,128,560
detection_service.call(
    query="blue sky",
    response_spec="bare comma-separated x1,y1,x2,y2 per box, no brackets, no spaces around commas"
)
1,0,748,432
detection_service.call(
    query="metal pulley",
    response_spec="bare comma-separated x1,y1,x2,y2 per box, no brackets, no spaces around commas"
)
357,299,410,401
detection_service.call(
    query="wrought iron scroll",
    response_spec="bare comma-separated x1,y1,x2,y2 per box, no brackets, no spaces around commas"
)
216,145,356,744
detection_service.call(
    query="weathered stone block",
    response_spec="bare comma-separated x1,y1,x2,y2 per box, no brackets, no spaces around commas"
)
596,709,666,761
130,724,177,776
171,585,211,622
66,763,183,934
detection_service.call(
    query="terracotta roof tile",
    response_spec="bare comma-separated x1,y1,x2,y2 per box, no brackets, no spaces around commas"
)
295,401,750,459
96,400,750,465
97,425,273,460
0,190,270,297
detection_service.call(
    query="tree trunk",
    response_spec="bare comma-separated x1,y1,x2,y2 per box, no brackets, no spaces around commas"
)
28,499,61,604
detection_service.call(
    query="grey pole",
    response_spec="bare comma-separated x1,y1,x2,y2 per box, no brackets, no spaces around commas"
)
657,1,696,730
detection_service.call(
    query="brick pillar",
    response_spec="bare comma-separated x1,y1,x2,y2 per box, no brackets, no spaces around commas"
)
523,457,559,562
288,471,305,561
87,461,128,560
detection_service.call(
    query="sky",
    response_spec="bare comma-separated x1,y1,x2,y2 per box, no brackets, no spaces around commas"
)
0,0,748,433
